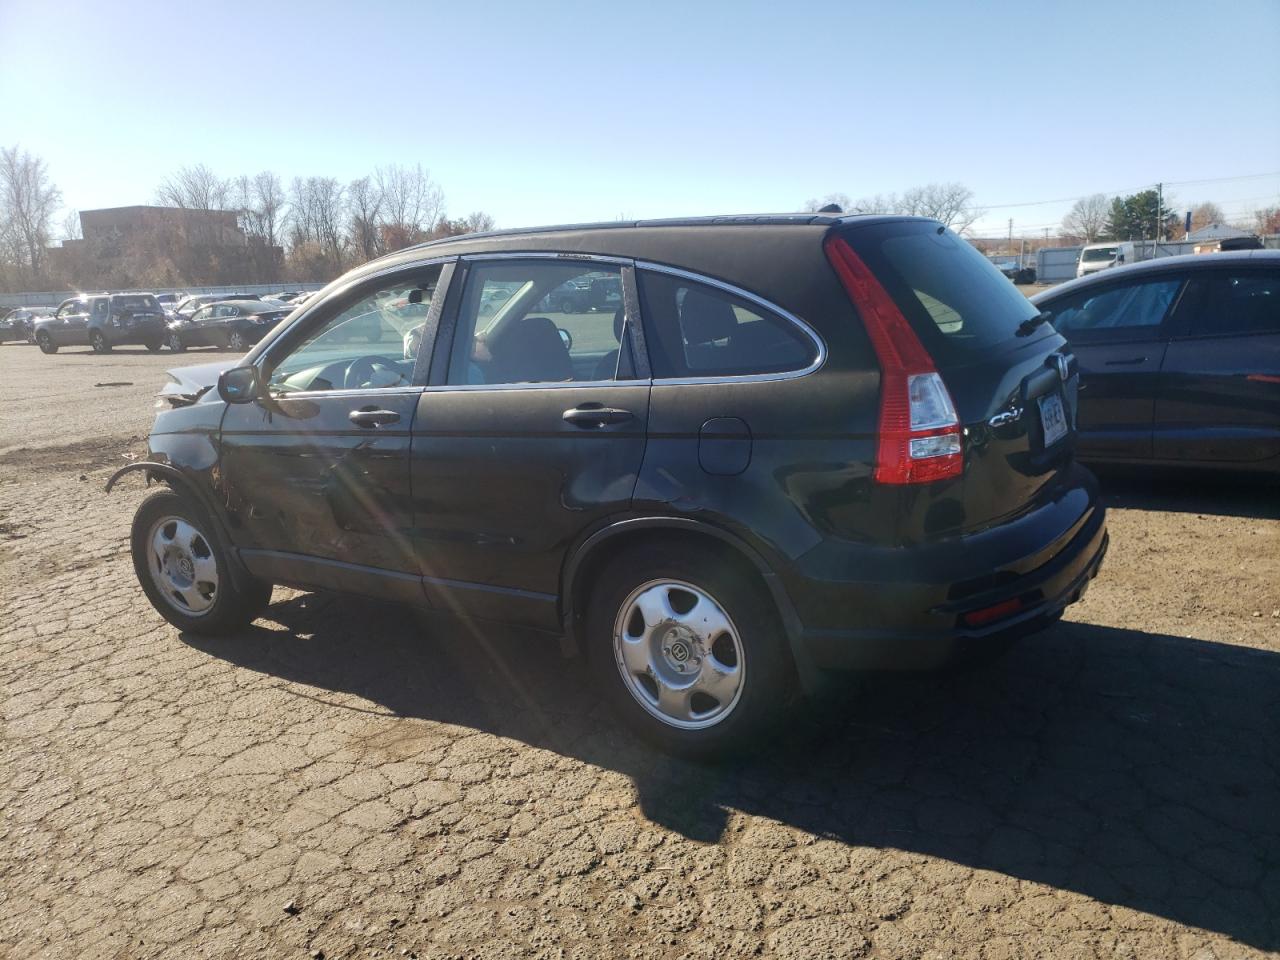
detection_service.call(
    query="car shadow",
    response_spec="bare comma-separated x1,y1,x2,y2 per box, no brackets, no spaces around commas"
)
1093,465,1280,521
184,596,1280,949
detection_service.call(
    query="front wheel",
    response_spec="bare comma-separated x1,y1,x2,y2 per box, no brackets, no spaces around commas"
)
131,488,273,635
90,330,110,354
227,330,246,351
586,542,794,758
168,332,186,352
37,332,58,354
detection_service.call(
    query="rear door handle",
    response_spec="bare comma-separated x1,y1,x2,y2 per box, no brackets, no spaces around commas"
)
349,408,400,427
1104,357,1146,366
562,404,632,427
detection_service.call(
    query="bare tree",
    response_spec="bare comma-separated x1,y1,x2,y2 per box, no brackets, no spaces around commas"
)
0,145,63,282
898,182,981,233
230,171,287,248
1189,201,1226,232
375,163,444,248
459,211,495,234
289,176,346,269
1062,193,1110,243
156,164,229,210
347,176,384,262
803,193,852,213
61,208,82,241
1254,206,1280,236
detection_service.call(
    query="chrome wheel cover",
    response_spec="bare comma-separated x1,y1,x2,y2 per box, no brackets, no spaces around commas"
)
612,579,745,730
146,515,219,616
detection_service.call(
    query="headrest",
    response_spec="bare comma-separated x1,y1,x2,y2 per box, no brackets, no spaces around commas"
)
679,288,736,345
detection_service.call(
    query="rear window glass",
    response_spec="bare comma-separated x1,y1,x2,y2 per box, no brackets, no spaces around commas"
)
837,221,1042,364
1186,270,1280,337
114,295,160,311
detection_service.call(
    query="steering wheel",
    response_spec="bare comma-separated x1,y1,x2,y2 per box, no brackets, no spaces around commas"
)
343,355,403,390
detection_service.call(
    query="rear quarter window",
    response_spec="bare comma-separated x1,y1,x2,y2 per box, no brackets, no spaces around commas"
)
636,270,817,378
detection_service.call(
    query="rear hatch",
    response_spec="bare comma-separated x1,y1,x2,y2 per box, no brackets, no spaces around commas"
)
832,219,1079,539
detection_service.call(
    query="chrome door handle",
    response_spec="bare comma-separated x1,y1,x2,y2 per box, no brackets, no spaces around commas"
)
349,408,400,427
562,405,632,427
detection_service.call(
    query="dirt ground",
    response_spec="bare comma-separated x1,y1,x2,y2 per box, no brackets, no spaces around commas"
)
1,342,1277,960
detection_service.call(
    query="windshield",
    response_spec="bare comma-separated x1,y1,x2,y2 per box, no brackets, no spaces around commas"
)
1081,246,1118,263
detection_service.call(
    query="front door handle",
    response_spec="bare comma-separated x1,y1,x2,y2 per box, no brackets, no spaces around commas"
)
349,408,400,427
1104,357,1147,366
562,404,632,427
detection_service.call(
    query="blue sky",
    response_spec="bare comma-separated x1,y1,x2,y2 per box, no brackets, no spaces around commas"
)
2,0,1278,238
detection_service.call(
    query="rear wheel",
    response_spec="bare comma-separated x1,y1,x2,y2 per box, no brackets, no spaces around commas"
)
131,488,273,635
37,331,57,354
586,542,793,758
227,330,246,351
146,339,163,353
90,330,110,354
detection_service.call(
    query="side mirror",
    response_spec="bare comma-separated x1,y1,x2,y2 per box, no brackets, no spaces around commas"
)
558,327,574,351
218,365,261,404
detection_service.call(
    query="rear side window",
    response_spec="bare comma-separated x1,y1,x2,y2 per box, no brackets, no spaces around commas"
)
837,221,1041,363
1184,270,1280,337
636,270,816,378
1048,277,1182,339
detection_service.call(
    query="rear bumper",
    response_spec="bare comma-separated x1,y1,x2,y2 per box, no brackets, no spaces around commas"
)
108,319,166,343
791,467,1108,670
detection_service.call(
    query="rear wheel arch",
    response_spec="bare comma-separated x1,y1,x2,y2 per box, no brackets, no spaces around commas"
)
560,517,817,688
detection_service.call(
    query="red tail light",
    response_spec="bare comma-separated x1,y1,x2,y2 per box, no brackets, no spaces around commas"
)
824,235,963,484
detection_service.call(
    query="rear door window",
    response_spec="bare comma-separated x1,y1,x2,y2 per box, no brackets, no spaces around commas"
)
836,220,1043,364
636,270,816,378
1182,270,1280,338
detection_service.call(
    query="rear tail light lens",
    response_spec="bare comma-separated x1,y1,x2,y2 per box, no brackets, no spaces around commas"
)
824,235,963,484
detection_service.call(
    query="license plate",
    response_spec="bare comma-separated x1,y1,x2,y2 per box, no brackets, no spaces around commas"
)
1038,392,1068,446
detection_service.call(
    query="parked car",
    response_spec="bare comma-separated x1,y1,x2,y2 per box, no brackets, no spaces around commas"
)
1075,241,1138,278
0,305,54,343
1032,249,1280,471
173,293,263,322
267,291,305,303
538,274,623,313
166,299,291,352
110,214,1106,756
34,293,167,353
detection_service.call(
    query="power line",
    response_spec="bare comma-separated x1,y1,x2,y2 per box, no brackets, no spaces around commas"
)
977,171,1280,211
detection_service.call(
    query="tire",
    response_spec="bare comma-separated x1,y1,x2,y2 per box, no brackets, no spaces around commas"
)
37,332,57,354
559,299,575,314
227,330,246,351
168,332,186,352
586,542,794,758
130,488,273,635
146,339,163,353
90,330,110,354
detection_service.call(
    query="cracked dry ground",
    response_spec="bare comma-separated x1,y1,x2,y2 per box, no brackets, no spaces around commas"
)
1,348,1278,960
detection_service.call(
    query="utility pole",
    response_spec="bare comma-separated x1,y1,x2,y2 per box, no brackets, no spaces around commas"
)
1156,181,1164,247
1008,218,1013,255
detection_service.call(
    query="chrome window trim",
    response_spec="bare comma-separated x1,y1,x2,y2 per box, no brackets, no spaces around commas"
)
459,251,633,266
419,378,645,394
633,261,827,385
258,384,425,402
